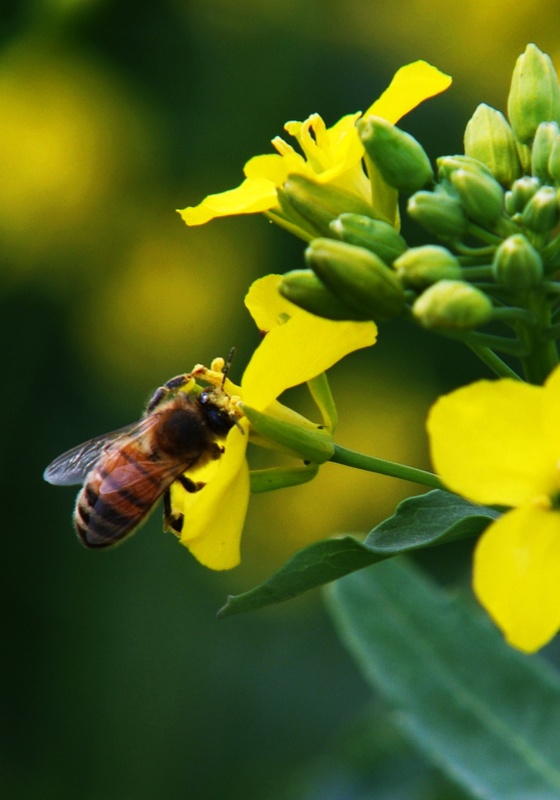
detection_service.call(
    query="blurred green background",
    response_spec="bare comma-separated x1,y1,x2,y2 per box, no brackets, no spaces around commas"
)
2,1,560,798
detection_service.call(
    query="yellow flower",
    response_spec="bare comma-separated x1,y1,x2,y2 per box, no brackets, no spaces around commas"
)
169,275,377,571
178,61,451,235
427,366,560,652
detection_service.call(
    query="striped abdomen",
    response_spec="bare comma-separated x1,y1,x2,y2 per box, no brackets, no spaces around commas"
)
74,446,185,548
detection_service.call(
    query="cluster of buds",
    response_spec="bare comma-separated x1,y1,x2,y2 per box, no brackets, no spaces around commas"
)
280,44,560,340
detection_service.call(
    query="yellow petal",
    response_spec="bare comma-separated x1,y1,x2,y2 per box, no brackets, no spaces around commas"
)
244,153,292,184
473,505,560,652
365,61,452,124
427,378,554,506
242,312,377,411
178,177,277,225
172,424,250,570
244,274,300,331
542,364,560,460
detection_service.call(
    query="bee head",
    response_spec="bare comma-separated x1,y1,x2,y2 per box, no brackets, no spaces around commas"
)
199,389,240,435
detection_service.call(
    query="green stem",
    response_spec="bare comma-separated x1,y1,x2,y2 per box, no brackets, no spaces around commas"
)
331,444,445,490
455,243,496,258
464,222,503,245
517,294,559,383
542,323,560,341
459,265,494,280
465,344,522,379
492,306,538,325
441,328,528,356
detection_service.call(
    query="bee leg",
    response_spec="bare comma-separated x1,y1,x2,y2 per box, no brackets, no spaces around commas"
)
177,475,206,493
163,476,207,536
147,374,191,413
163,489,184,534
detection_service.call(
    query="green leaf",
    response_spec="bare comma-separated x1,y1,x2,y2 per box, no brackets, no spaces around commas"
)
217,535,375,617
218,491,498,617
326,558,560,800
364,489,500,551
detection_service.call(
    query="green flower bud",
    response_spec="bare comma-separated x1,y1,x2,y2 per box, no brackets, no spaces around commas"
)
407,190,469,240
547,134,560,183
394,245,462,288
531,121,560,182
279,269,369,321
507,44,560,144
437,154,495,182
330,213,407,264
492,233,544,290
449,168,505,226
413,280,493,330
504,176,541,214
305,238,405,319
358,116,434,194
280,174,374,238
464,104,522,185
521,185,560,232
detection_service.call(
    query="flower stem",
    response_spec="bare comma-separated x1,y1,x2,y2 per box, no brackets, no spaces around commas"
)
465,344,522,379
330,444,445,490
517,294,559,383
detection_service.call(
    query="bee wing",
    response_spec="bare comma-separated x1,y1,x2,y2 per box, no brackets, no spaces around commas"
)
43,422,143,486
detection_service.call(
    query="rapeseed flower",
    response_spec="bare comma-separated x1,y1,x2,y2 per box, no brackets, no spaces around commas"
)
428,367,560,652
171,275,376,570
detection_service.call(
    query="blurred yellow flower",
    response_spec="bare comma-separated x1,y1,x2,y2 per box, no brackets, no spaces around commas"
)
170,275,377,570
178,61,451,234
427,367,560,653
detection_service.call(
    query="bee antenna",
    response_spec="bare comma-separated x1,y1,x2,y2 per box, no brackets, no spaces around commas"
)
221,347,236,388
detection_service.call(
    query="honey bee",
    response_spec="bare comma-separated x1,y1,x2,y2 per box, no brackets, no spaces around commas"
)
43,371,240,548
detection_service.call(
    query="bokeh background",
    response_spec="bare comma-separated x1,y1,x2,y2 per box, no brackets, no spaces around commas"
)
2,2,560,798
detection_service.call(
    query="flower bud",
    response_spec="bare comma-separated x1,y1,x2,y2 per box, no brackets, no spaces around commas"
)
330,213,407,265
407,190,469,240
531,121,560,182
305,238,405,319
413,280,493,330
521,185,560,232
241,403,335,463
449,168,505,226
547,134,560,183
437,154,495,182
507,44,560,144
280,174,374,238
279,269,369,321
463,104,522,185
491,234,544,290
504,176,541,214
358,116,434,194
394,245,462,288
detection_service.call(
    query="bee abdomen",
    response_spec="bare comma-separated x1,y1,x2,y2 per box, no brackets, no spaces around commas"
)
75,470,154,548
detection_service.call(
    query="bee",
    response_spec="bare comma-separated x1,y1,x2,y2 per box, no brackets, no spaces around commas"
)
43,371,240,548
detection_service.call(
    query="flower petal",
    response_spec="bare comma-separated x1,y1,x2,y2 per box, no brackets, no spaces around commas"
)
244,153,292,184
244,274,300,332
172,424,250,570
242,310,377,411
178,177,277,225
365,61,452,124
427,378,553,506
542,364,560,460
473,505,560,652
